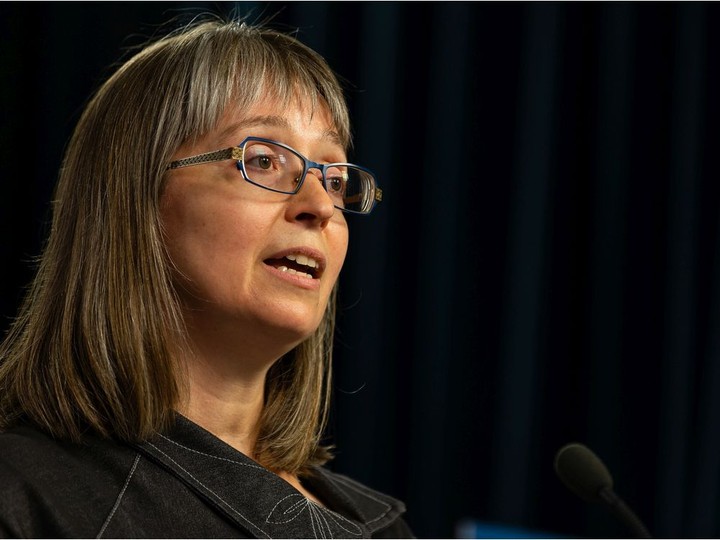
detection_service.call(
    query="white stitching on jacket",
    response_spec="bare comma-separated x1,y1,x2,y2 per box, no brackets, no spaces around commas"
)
158,433,265,471
145,442,270,538
266,494,307,525
96,453,141,538
151,436,368,538
327,476,392,525
317,504,363,536
315,503,332,538
265,493,362,537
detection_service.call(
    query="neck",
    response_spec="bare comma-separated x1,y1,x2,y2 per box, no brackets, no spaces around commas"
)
176,324,289,459
179,362,266,458
174,331,326,506
175,309,305,461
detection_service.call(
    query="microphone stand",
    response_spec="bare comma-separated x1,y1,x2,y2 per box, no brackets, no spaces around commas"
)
598,486,652,539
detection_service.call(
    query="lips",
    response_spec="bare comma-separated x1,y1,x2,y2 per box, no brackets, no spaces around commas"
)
264,250,325,280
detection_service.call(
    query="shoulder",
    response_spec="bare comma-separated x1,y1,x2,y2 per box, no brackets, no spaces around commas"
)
0,422,138,485
0,423,249,538
309,467,415,538
0,423,139,537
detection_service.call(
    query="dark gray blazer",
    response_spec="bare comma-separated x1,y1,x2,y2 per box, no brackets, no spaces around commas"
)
0,416,412,538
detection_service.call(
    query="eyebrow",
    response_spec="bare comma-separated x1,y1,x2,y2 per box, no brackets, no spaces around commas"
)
216,115,345,149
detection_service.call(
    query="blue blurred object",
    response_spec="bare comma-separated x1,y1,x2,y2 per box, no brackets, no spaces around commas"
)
455,519,566,539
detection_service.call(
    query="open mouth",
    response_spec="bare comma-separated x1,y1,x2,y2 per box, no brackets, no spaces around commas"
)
264,253,322,279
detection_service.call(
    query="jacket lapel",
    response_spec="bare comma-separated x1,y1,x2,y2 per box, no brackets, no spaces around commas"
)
133,416,374,539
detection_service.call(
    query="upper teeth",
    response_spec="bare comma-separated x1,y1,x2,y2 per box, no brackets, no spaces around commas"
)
285,254,318,269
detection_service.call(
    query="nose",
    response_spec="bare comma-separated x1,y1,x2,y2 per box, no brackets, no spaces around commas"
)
286,168,336,227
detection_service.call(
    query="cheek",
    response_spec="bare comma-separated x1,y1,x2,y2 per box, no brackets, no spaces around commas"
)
160,181,257,283
161,187,208,268
328,219,350,282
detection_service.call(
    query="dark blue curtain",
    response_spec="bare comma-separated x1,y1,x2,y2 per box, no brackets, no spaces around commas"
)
2,2,720,538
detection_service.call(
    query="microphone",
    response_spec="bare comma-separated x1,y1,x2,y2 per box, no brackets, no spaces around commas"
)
554,443,652,538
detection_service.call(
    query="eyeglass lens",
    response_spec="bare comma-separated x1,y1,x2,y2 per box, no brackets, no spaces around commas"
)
241,140,376,214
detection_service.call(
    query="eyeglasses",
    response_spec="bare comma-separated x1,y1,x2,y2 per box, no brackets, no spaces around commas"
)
167,137,383,215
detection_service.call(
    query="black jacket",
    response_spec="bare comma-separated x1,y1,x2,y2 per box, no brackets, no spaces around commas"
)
0,416,412,538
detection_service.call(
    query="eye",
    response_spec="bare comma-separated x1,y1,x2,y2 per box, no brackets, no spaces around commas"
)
326,167,347,195
256,155,272,170
246,153,281,172
327,176,344,193
243,143,289,174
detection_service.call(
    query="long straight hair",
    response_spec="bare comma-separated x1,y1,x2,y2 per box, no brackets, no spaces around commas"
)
0,17,351,475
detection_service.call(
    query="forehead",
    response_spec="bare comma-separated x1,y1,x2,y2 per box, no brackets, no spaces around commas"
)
211,94,344,149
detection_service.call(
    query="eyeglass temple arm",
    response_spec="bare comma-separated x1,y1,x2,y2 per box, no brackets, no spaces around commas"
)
167,147,244,170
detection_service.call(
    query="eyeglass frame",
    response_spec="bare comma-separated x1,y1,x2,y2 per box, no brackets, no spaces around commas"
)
166,136,383,215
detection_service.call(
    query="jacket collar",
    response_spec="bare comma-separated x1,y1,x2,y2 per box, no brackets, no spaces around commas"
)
133,415,404,538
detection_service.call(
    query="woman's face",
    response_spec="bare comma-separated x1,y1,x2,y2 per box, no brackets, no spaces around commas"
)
160,95,349,355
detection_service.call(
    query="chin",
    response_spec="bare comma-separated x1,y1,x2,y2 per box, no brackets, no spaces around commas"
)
273,319,323,344
249,307,323,344
260,300,327,335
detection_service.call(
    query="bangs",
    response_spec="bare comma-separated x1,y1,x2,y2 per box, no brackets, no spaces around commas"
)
177,22,351,150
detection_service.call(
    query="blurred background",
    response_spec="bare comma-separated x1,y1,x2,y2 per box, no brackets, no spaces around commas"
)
2,1,720,537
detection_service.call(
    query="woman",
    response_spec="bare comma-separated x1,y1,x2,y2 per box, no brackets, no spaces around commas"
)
0,17,411,538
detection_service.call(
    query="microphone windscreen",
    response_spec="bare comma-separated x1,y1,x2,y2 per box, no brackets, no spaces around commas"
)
554,443,614,503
